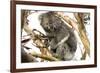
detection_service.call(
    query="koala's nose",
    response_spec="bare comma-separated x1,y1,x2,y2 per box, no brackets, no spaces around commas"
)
47,25,50,30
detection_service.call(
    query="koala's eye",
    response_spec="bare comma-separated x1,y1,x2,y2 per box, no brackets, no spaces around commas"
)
42,23,50,30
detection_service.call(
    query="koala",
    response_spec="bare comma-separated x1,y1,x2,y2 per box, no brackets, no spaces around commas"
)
39,11,77,61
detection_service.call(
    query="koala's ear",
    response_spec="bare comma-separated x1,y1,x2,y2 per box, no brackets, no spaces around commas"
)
38,11,54,21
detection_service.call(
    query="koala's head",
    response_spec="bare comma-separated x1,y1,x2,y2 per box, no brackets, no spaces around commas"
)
39,11,62,32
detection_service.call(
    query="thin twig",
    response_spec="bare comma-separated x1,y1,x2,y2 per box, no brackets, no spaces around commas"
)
30,51,60,61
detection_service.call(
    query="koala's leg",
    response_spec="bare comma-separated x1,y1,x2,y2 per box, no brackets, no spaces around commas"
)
56,43,75,61
49,33,70,59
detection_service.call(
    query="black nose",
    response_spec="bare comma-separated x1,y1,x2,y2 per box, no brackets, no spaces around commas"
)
52,48,57,53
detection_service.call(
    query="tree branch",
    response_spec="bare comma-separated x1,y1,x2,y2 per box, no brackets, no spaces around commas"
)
30,51,60,61
74,13,90,56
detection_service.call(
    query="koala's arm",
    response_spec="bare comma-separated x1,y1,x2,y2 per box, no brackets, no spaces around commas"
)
66,30,77,52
